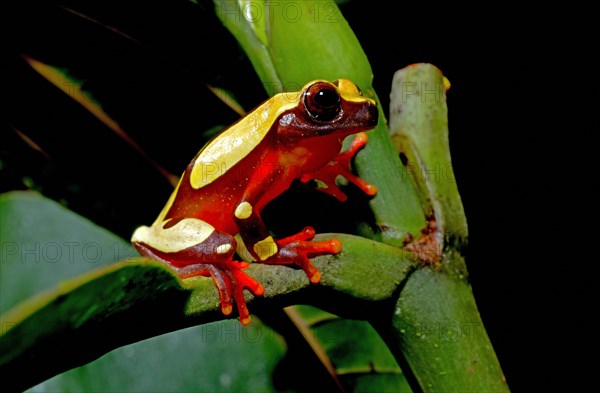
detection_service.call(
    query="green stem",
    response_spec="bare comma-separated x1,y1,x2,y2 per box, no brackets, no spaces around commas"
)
381,251,509,393
0,234,415,392
388,64,468,247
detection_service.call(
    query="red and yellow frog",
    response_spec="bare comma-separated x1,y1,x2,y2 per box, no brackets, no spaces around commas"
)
132,79,378,325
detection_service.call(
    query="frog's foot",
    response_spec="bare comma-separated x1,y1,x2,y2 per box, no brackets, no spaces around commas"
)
267,226,342,284
300,132,377,202
175,261,264,326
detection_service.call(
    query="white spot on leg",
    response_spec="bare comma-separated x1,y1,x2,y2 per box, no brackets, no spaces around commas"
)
216,244,232,254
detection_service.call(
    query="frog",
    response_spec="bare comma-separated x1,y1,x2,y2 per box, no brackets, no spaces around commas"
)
132,79,378,325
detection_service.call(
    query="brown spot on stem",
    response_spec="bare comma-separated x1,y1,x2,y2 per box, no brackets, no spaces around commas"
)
405,219,441,267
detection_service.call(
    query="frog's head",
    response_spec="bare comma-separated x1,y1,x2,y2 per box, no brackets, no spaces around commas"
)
277,79,378,139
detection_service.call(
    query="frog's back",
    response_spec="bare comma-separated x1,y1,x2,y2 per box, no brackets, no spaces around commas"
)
188,92,301,190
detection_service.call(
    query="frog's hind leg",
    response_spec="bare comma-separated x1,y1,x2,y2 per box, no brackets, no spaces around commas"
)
132,220,264,325
175,263,235,315
174,261,264,325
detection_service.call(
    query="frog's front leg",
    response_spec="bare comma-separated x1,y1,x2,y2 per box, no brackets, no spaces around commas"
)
301,133,377,202
270,226,342,283
131,218,264,326
233,186,341,284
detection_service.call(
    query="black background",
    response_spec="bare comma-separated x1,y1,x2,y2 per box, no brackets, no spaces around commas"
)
2,1,578,391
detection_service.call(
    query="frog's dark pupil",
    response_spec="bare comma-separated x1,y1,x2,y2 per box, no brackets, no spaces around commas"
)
304,82,341,121
315,88,339,108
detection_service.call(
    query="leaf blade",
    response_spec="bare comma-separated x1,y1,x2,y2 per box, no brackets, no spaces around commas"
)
21,55,178,186
265,0,427,245
213,0,282,92
212,0,427,245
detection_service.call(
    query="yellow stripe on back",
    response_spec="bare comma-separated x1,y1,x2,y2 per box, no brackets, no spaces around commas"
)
190,92,301,189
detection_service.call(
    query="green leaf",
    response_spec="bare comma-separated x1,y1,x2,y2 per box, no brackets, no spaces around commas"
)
207,84,247,116
31,319,287,393
213,0,281,92
0,191,135,313
267,0,373,90
293,305,413,392
21,55,178,186
389,64,468,246
214,0,426,246
318,319,400,374
0,192,416,391
284,305,412,392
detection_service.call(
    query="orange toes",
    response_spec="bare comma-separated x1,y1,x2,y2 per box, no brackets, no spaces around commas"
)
328,238,343,254
240,314,252,326
254,283,265,296
221,302,233,315
309,269,322,284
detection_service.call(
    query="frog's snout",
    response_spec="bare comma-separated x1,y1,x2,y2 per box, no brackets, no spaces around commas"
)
365,99,378,127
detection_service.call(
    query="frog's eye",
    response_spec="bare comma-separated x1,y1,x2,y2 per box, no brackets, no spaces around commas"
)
304,82,341,121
